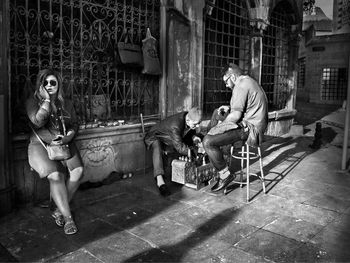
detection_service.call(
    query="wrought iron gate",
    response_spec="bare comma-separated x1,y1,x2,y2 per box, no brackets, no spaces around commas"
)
321,67,348,101
10,0,160,134
261,3,291,111
203,0,250,117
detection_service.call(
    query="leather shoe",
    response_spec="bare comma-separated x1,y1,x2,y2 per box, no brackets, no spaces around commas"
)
211,173,236,192
158,184,171,196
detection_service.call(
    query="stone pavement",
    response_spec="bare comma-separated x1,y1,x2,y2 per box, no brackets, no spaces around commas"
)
1,104,350,262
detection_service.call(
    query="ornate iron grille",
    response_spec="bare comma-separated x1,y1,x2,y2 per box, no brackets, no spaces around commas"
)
203,0,250,117
321,68,348,101
10,0,160,134
298,57,306,89
261,3,290,111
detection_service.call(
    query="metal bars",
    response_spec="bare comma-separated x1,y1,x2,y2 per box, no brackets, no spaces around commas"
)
321,67,348,101
9,0,160,134
298,57,306,90
261,3,290,111
203,0,250,117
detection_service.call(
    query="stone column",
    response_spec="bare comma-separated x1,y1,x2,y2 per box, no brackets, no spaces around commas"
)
286,25,302,110
248,4,269,84
0,0,13,216
163,0,205,116
159,0,168,118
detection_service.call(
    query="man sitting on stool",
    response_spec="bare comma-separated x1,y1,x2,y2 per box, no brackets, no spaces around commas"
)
203,63,268,192
144,107,203,196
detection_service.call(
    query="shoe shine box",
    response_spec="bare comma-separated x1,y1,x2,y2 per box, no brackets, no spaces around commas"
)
171,159,217,190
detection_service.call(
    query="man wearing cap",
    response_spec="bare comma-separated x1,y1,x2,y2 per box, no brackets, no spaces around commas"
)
203,63,268,192
144,107,203,196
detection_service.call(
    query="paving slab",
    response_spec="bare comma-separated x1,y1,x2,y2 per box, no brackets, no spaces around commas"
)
235,229,305,262
67,218,119,247
303,193,350,213
0,227,78,262
217,246,272,263
311,226,350,262
268,184,316,203
160,231,232,262
52,248,102,263
83,230,156,262
127,215,193,247
326,213,350,235
262,214,324,242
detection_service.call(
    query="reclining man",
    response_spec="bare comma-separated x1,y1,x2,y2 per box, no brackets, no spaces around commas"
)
203,63,268,192
144,107,203,196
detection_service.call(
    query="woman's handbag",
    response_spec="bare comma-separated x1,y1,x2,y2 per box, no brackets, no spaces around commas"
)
117,29,143,67
46,141,71,161
29,110,71,161
141,28,161,75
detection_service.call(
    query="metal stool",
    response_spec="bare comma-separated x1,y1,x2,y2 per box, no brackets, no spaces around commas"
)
224,143,266,202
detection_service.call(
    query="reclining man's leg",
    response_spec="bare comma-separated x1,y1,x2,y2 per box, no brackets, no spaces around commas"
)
151,140,171,196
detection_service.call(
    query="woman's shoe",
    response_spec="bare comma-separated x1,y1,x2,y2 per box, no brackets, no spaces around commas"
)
63,216,78,235
51,209,65,227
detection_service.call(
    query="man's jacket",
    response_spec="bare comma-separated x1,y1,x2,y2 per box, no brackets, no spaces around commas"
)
144,112,198,156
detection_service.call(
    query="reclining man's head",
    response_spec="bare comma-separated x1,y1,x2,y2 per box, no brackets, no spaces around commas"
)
186,106,202,129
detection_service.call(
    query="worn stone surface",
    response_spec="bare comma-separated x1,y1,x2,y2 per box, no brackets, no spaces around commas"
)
53,248,102,263
83,230,155,262
235,229,304,262
127,215,193,247
303,193,350,213
2,106,350,262
262,214,324,242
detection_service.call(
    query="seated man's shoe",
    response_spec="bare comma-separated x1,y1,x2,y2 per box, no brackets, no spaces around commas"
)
211,174,236,192
158,184,171,197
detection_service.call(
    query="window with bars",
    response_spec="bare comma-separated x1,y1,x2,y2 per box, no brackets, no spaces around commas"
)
321,68,348,101
203,0,250,117
10,0,160,134
298,57,306,89
261,3,291,111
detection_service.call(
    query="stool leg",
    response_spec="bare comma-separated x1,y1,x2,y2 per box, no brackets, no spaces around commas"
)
240,145,244,188
246,144,250,202
258,147,266,194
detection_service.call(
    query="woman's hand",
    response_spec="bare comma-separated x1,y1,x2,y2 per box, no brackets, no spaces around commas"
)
39,85,50,100
61,130,75,144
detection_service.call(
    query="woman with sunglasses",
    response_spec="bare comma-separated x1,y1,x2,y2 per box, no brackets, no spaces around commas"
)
26,68,83,235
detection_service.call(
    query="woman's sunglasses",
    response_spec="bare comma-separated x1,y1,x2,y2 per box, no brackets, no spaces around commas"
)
43,80,57,87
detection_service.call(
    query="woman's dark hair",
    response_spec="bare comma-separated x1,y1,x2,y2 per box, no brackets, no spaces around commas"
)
34,68,64,109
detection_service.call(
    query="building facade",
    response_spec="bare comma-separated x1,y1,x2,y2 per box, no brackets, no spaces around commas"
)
0,0,303,215
333,0,350,32
298,2,350,104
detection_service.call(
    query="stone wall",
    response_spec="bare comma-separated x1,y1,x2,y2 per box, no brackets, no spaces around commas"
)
304,34,350,105
11,124,153,205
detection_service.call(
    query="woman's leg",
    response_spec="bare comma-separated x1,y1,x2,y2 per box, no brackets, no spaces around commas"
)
66,167,83,202
65,142,84,202
47,171,71,218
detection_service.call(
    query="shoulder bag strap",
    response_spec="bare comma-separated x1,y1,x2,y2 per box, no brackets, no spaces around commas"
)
59,107,67,136
29,123,47,150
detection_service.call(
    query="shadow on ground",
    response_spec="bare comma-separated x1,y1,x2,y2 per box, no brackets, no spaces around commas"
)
1,130,349,262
